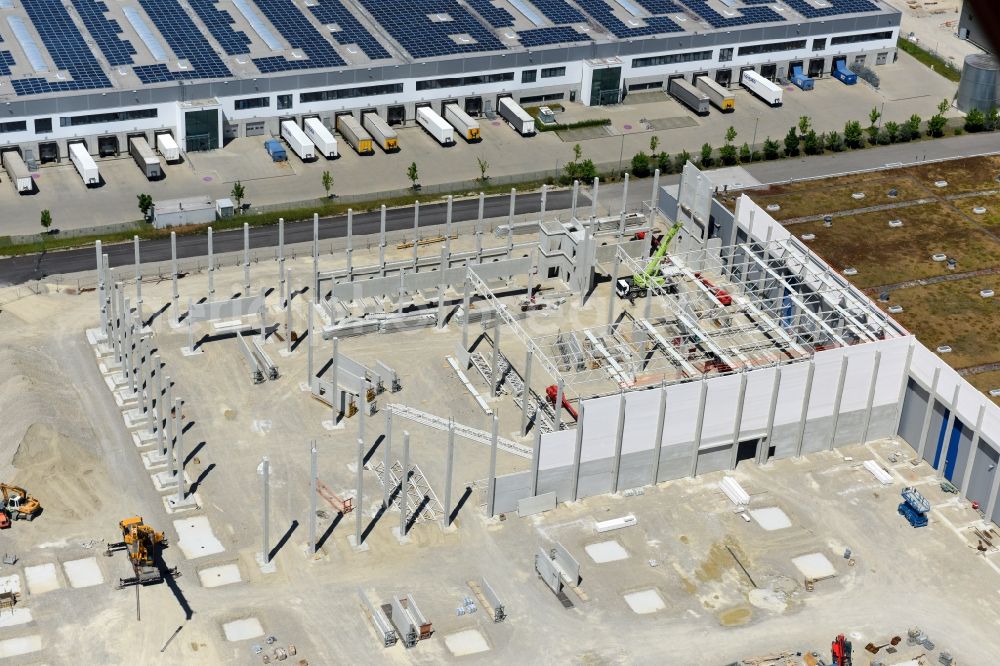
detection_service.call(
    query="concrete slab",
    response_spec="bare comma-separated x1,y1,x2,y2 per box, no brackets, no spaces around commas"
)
141,449,169,469
173,516,225,559
0,608,32,628
198,563,243,588
623,589,666,615
24,563,60,595
749,507,792,531
222,617,264,642
444,629,491,656
585,540,629,563
792,553,836,580
151,469,192,492
0,574,21,595
164,493,200,513
0,635,42,659
62,557,104,588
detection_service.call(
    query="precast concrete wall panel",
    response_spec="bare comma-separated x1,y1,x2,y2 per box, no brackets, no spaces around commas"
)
740,367,777,436
662,381,702,446
840,346,875,413
807,349,845,419
539,429,576,470
968,441,999,508
621,389,661,456
774,362,810,427
580,394,620,463
699,374,741,443
873,337,910,406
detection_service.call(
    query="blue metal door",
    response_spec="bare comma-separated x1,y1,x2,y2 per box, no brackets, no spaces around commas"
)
932,410,963,481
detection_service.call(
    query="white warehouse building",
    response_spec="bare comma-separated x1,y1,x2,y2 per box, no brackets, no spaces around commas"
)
0,0,900,161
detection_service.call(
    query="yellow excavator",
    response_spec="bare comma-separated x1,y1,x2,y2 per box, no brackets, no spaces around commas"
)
105,516,179,589
0,483,41,524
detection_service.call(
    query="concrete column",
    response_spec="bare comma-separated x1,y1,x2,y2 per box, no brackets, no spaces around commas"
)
590,177,600,219
285,271,293,354
961,404,986,496
261,456,270,563
436,248,447,329
163,380,173,456
331,337,340,422
794,360,816,457
476,192,484,259
259,288,268,341
937,384,961,474
762,368,782,464
358,375,366,444
490,317,501,397
383,410,393,509
243,223,250,294
985,452,1000,521
620,172,629,218
444,419,456,525
102,255,111,334
650,386,667,485
186,298,195,352
916,367,941,461
412,201,420,266
278,217,285,260
507,188,516,254
171,397,182,477
650,168,660,212
307,305,314,383
445,195,453,256
553,379,564,431
207,227,214,299
133,236,143,325
524,249,534,302
727,372,749,469
356,436,365,545
859,350,883,445
611,391,627,492
891,341,916,437
153,355,164,451
346,209,354,277
309,441,318,554
379,205,387,274
175,408,185,503
136,335,148,415
607,253,620,326
571,402,586,501
313,213,320,303
95,241,105,332
539,184,547,221
399,431,410,535
486,414,499,517
461,278,472,352
123,304,134,391
521,349,533,435
688,379,708,477
828,355,849,450
278,257,286,308
571,180,579,219
530,426,542,496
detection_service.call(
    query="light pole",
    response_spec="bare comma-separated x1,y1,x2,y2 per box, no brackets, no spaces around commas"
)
750,117,759,163
617,132,625,176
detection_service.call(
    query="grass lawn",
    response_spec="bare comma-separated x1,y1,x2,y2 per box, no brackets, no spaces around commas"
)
793,202,1000,289
907,155,1000,194
955,192,1000,229
745,175,932,221
882,274,1000,370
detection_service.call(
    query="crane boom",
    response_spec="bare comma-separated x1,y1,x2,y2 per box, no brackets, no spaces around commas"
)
633,220,683,289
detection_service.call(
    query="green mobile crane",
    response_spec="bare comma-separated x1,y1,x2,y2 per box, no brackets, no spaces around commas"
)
615,220,683,302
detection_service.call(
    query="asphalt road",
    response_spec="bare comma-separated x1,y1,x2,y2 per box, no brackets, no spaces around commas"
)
0,189,580,285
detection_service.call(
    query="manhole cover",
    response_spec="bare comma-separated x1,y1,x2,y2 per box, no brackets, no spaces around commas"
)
202,176,214,182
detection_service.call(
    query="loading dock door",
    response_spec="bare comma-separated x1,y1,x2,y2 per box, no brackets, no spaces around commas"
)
808,58,824,78
715,69,732,87
98,135,119,157
245,121,266,137
735,438,759,466
464,96,482,116
760,63,777,81
386,105,405,125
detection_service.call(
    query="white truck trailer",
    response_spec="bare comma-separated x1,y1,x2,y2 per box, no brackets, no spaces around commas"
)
741,70,783,107
695,76,735,112
337,115,374,155
362,112,399,151
2,151,32,193
128,136,163,179
156,133,180,162
416,106,455,145
69,142,99,186
497,97,535,136
303,117,338,159
443,103,481,142
280,119,317,161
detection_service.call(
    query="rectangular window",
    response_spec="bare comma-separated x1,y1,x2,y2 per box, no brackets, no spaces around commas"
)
0,120,27,133
718,48,733,62
541,66,565,78
415,72,514,91
627,81,662,91
34,118,52,133
737,39,806,56
519,92,565,104
521,69,537,84
59,109,157,127
235,96,270,110
633,50,713,68
812,38,826,51
830,31,893,46
277,94,292,110
300,82,405,103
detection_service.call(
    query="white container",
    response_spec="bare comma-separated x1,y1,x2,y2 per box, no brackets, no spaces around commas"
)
741,70,783,107
416,106,455,145
303,117,338,159
337,115,374,155
69,143,99,186
669,77,710,115
280,119,316,161
2,150,32,192
497,97,535,136
695,76,735,111
362,112,399,151
155,133,180,162
595,514,637,533
444,103,481,141
128,136,162,180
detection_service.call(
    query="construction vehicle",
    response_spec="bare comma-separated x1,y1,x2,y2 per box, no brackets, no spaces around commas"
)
545,384,578,421
831,633,852,666
317,480,354,515
898,487,930,527
106,516,179,588
1,483,41,522
615,220,683,302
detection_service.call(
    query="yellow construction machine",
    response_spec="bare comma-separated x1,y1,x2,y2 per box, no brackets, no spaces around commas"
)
0,483,41,524
105,516,179,588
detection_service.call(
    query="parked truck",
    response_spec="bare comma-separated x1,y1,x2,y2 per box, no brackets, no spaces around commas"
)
337,115,374,155
264,138,287,162
303,117,338,159
362,112,399,152
69,142,99,186
155,132,180,162
128,136,162,180
695,76,735,112
497,97,535,136
280,119,316,161
443,103,481,142
790,64,814,91
741,69,783,107
2,150,32,193
669,77,710,115
416,106,455,145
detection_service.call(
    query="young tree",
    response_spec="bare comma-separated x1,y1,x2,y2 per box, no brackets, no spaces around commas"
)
573,143,583,162
649,135,659,153
868,106,881,128
407,161,419,189
798,116,811,136
40,209,52,249
986,108,999,132
699,142,714,167
630,151,651,177
803,129,822,156
965,108,985,132
762,137,781,161
739,142,752,164
938,98,950,115
576,159,597,181
884,120,900,143
783,126,800,157
725,126,737,144
719,143,738,166
673,150,691,172
656,151,673,174
825,130,844,152
476,156,490,183
844,120,863,149
230,180,246,210
137,193,153,220
927,114,947,137
905,114,922,138
321,170,333,198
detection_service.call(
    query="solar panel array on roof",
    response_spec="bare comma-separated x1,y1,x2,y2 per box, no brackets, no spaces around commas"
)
71,0,137,66
574,0,684,38
353,0,506,58
187,0,251,55
11,0,113,95
251,0,346,72
465,0,515,28
529,0,585,25
741,0,777,4
0,50,13,77
681,0,784,27
309,0,392,59
632,0,682,13
133,0,232,84
782,0,879,18
517,25,591,47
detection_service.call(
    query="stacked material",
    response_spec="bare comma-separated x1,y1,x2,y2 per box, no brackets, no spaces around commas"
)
720,476,749,506
863,459,893,485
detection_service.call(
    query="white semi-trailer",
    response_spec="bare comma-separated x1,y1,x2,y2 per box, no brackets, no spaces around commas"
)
337,115,374,155
416,106,455,145
129,136,163,179
741,70,783,107
695,76,735,112
497,97,535,136
443,103,481,142
2,151,32,193
280,119,317,161
156,133,180,162
69,143,99,186
303,117,338,159
362,112,399,152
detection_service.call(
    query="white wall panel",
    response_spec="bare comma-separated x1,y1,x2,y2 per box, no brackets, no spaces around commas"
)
873,336,912,406
840,346,875,413
538,429,576,471
699,374,741,443
621,388,662,456
774,362,810,426
910,342,940,387
661,380,703,448
807,349,845,419
736,196,791,243
740,367,777,435
580,394,620,463
956,384,987,428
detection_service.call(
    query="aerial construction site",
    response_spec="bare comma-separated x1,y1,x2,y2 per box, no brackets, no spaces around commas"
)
2,162,1000,665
